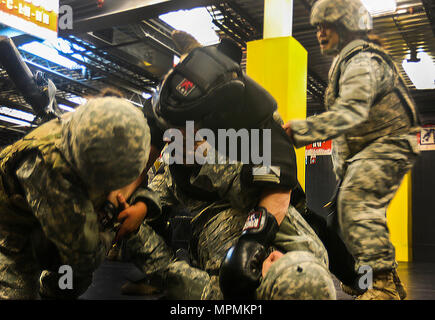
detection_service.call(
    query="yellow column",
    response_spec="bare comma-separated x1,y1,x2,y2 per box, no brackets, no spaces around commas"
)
246,0,307,188
386,173,412,261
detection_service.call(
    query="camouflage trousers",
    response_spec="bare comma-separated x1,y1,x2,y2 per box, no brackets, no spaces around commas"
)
0,223,92,299
0,184,95,299
337,135,419,273
126,204,335,299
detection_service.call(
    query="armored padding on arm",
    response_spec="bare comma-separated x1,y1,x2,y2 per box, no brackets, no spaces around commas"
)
142,98,166,150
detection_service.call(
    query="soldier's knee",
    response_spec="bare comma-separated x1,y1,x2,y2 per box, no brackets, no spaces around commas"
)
257,251,336,300
165,260,211,300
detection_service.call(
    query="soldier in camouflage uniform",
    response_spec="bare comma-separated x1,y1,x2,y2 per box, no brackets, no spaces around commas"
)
284,0,421,300
0,97,152,299
123,158,336,300
117,31,337,300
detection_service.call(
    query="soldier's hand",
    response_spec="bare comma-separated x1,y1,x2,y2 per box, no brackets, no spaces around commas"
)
262,251,284,278
114,194,147,242
282,121,292,137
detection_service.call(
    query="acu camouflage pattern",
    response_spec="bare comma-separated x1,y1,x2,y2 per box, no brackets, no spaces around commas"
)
310,0,372,31
290,39,420,273
326,40,420,177
126,162,335,299
291,39,420,175
0,97,151,299
257,251,336,300
60,97,150,194
338,135,419,272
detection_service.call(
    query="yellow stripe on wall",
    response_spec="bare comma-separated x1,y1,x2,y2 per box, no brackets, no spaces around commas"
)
386,173,412,261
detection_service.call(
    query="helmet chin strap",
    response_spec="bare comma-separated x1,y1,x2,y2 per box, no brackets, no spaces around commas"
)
321,42,340,56
321,25,354,56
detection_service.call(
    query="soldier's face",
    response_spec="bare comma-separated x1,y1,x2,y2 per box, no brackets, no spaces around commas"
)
179,127,207,166
316,23,340,55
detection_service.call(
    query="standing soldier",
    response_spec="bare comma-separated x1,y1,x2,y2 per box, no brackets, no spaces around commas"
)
0,97,151,299
284,0,421,300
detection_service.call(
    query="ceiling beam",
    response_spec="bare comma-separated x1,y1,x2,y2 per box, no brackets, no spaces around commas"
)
60,0,223,35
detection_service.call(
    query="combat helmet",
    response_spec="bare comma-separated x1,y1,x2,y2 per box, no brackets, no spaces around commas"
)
257,251,337,300
60,97,150,194
310,0,372,32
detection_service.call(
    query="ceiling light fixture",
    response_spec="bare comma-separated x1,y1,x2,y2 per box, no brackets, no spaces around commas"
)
0,106,35,122
402,51,435,90
19,40,83,70
159,7,220,47
58,104,76,112
0,114,32,127
360,0,397,16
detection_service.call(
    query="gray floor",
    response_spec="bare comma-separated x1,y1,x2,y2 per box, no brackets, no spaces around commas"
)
79,260,435,300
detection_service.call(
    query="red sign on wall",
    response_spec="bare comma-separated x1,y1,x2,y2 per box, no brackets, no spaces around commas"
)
305,140,332,156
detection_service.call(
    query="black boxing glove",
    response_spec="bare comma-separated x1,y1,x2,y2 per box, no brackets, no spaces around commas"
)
219,207,279,300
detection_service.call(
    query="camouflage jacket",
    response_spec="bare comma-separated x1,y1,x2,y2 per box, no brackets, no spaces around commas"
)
148,162,259,219
146,161,327,266
291,39,420,178
0,119,113,277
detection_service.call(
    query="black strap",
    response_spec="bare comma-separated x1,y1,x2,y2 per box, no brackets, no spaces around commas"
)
169,164,220,202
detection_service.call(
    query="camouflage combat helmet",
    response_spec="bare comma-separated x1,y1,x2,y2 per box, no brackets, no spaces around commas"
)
60,97,150,193
311,0,372,32
258,251,337,300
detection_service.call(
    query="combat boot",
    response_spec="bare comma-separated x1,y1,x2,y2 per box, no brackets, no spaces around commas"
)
121,279,162,296
392,269,407,300
341,269,407,300
340,282,365,297
356,270,400,300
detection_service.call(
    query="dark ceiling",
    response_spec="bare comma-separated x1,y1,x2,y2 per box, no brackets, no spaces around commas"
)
0,0,434,146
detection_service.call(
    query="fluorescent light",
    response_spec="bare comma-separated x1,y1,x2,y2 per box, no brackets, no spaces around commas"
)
361,0,397,16
67,96,87,105
402,51,435,90
0,115,32,126
159,7,220,46
142,92,152,99
0,107,35,122
19,40,84,70
58,104,76,112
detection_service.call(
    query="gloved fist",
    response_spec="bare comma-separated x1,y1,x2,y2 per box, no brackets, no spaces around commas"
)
219,207,279,300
